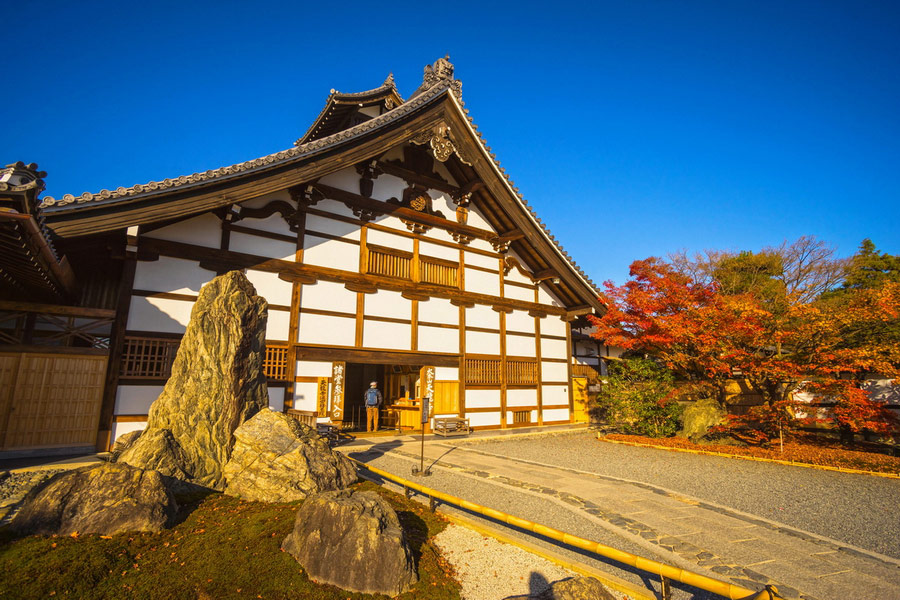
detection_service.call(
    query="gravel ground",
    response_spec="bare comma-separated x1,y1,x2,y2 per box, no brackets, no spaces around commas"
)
0,470,62,503
462,431,900,559
433,523,580,600
350,448,713,600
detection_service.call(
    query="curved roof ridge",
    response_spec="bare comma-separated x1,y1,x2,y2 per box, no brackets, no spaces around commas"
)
40,82,449,210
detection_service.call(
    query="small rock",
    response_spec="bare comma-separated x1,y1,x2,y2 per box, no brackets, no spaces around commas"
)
110,430,143,460
281,489,417,596
10,462,177,536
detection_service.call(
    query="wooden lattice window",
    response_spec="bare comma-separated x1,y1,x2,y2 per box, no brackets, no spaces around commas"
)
120,336,179,379
367,245,412,280
264,344,289,380
506,359,538,385
572,363,602,381
465,357,502,385
420,256,458,287
513,410,531,424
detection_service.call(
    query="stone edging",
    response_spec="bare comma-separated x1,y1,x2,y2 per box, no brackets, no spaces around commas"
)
598,436,900,480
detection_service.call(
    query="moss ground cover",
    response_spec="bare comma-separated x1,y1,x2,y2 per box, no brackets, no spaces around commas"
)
0,481,461,600
604,433,900,475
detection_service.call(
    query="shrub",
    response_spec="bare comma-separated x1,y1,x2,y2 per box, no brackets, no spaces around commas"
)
594,358,682,437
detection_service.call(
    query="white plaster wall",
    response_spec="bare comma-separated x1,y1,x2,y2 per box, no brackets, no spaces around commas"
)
366,228,413,252
268,388,284,411
133,257,213,295
542,361,569,382
435,366,459,380
538,284,565,308
238,192,291,210
542,317,569,338
229,231,296,260
301,281,356,313
370,173,407,203
542,384,569,406
464,251,501,270
304,235,359,272
234,212,294,238
467,238,496,254
506,334,536,357
466,330,500,355
418,297,458,325
298,313,355,346
365,290,411,320
504,251,535,285
542,408,570,422
114,385,163,415
127,296,192,333
504,285,535,302
465,267,500,296
363,320,411,351
296,360,333,378
417,326,458,354
111,421,146,443
468,412,501,427
293,382,318,412
245,269,293,306
466,304,499,330
541,337,569,360
507,388,537,408
421,224,457,246
419,240,459,262
266,310,290,341
506,310,535,334
465,206,493,231
312,198,358,220
317,168,360,194
575,356,600,366
429,192,456,218
144,213,222,249
466,389,501,409
306,214,361,240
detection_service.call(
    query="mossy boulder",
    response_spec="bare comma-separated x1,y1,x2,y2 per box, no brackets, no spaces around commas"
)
678,397,726,440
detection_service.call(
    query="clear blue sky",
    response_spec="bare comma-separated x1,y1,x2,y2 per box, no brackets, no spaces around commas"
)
5,1,898,286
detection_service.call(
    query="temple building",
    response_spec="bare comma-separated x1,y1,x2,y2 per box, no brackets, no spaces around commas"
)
0,58,613,455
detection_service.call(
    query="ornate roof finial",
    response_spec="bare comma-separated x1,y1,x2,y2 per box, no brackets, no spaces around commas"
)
414,55,462,102
383,73,395,87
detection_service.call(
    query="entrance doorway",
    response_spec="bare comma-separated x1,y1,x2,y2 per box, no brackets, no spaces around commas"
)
340,363,427,432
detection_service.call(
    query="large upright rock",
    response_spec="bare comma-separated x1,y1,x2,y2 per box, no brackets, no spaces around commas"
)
10,462,178,536
224,410,356,502
282,489,418,596
119,271,268,490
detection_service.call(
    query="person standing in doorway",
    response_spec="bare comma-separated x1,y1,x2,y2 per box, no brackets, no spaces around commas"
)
365,381,383,432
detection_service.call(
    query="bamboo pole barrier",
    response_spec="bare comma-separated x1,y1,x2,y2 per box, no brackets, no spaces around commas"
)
350,457,783,600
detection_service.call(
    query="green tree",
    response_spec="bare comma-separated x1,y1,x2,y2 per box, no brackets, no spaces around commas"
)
594,358,682,437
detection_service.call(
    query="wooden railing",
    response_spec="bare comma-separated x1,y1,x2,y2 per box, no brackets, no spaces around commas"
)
420,256,458,287
465,357,538,385
367,245,412,280
507,359,538,385
0,301,114,351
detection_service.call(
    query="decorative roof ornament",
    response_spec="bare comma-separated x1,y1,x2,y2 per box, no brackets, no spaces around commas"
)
412,55,462,102
0,161,48,215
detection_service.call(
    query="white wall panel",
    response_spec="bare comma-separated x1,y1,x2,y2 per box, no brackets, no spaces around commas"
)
467,238,496,253
301,281,356,313
296,360,333,377
267,388,285,411
506,334,536,357
418,326,458,354
468,412,501,427
370,173,407,203
429,192,456,218
266,310,290,341
317,168,360,193
312,198,358,220
538,284,564,308
542,408,570,422
435,366,459,380
298,313,355,346
111,421,146,443
506,310,534,334
504,285,535,302
419,240,459,262
542,317,569,338
504,252,535,285
465,389,501,409
418,297,458,325
229,232,296,260
144,213,222,248
366,228,413,252
542,361,569,382
293,382,319,412
466,330,500,355
466,304,499,330
465,267,500,296
245,269,293,306
542,384,569,406
303,235,359,272
238,192,291,210
127,296,192,333
464,251,501,270
234,212,294,237
133,257,214,295
365,290,410,320
363,320,411,351
305,214,360,240
114,385,163,415
465,206,493,231
541,337,569,360
506,388,537,408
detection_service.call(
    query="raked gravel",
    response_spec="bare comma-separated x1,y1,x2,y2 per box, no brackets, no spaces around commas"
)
461,430,900,559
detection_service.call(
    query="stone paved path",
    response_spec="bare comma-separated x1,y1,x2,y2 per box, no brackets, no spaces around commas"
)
340,433,900,600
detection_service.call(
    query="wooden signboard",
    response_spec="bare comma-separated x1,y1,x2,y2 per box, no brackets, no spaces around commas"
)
316,377,329,417
419,365,435,429
331,362,346,421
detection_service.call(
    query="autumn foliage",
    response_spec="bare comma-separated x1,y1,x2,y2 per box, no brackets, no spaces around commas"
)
589,254,900,442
